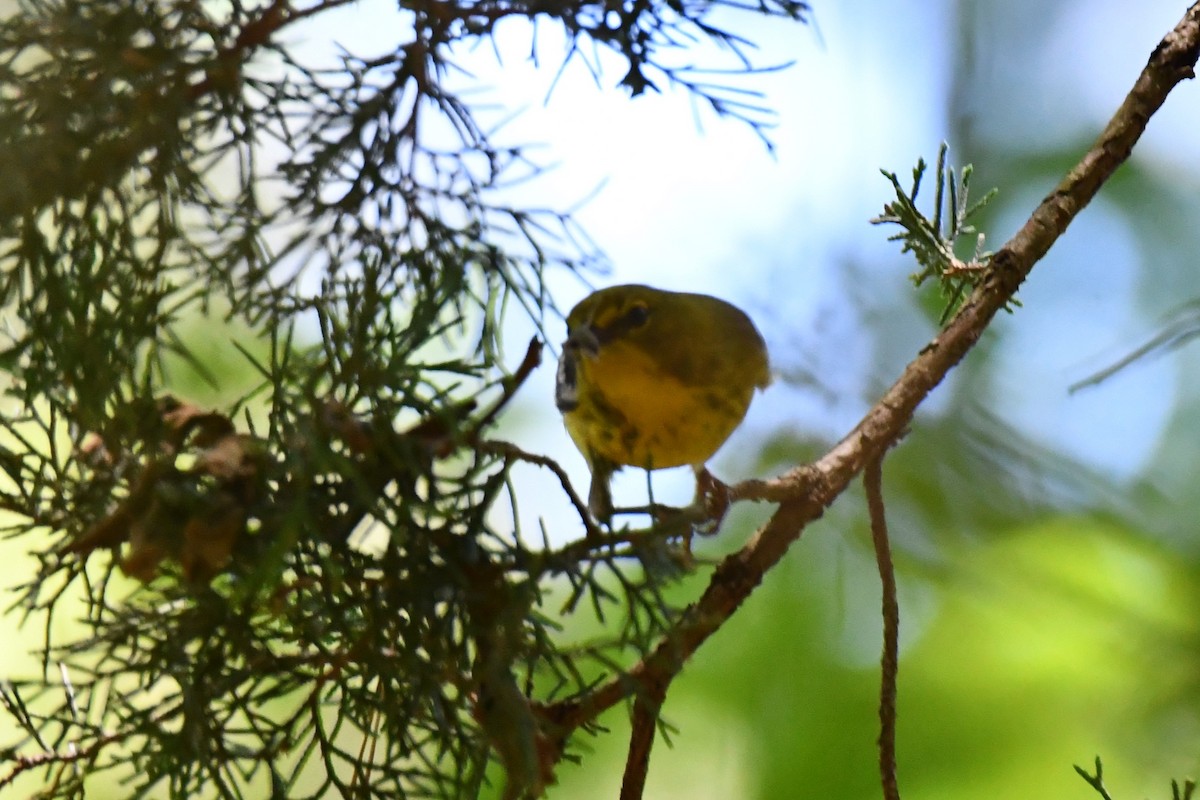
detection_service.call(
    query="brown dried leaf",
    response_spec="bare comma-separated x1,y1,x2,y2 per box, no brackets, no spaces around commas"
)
120,491,187,582
76,431,115,467
194,434,263,482
162,402,235,448
66,460,171,556
181,492,246,584
318,400,374,455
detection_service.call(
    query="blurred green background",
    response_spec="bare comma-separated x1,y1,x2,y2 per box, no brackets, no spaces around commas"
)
4,0,1200,797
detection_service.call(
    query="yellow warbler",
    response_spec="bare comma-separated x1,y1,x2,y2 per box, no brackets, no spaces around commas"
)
555,284,770,522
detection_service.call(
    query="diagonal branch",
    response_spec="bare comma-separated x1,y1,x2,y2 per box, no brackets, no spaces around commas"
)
541,0,1200,735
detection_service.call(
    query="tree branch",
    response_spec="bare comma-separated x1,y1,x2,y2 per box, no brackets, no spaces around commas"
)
866,457,899,800
619,685,667,800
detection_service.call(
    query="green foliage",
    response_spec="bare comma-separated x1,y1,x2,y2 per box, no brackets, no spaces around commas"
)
873,143,998,322
0,0,809,798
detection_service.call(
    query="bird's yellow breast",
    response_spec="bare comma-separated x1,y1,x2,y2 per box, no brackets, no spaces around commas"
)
563,337,757,471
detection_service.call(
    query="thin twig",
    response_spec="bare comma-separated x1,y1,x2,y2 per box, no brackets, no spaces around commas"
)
467,338,543,439
619,688,665,800
1074,757,1115,800
865,456,899,800
479,440,600,539
0,705,177,790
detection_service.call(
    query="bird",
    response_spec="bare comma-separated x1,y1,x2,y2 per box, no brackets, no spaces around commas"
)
555,283,770,524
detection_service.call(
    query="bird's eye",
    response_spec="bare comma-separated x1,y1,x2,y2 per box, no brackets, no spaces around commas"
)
625,303,650,328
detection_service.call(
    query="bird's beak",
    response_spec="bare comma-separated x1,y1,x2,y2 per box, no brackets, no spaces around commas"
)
556,325,600,412
563,324,600,359
555,351,578,412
